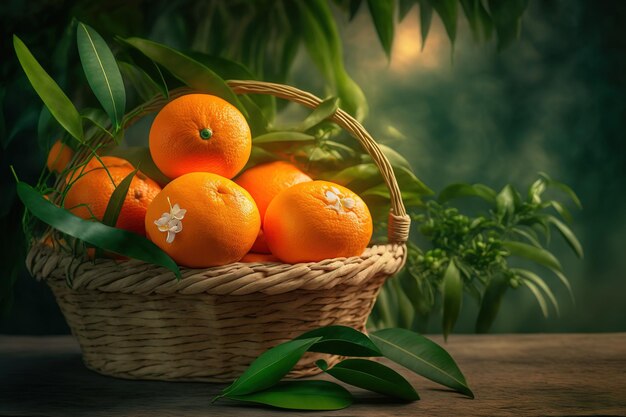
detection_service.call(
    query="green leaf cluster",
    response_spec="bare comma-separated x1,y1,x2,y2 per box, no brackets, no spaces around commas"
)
213,325,472,410
370,174,583,337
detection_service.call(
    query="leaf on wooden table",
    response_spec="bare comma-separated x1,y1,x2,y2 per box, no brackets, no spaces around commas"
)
370,328,474,398
319,358,419,401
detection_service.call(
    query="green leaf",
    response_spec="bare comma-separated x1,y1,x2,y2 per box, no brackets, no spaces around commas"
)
370,328,473,398
220,337,321,397
502,240,562,272
296,325,381,357
496,184,518,220
522,279,548,317
188,51,275,121
488,0,528,50
319,358,419,401
297,96,339,132
538,172,582,209
121,37,246,116
367,0,395,59
460,0,493,41
253,131,316,146
438,183,497,204
546,215,583,259
13,35,84,142
16,182,180,278
378,143,414,171
429,0,457,45
118,61,162,102
510,227,542,248
475,274,509,333
513,269,559,316
226,380,352,410
101,168,137,227
77,22,126,131
399,0,416,21
349,0,363,20
103,146,169,186
418,0,434,50
442,260,462,341
548,200,573,224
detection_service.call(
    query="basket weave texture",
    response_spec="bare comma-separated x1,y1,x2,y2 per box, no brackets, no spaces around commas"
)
27,81,411,382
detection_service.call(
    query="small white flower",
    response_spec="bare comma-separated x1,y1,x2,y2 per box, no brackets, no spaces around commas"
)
154,198,186,243
324,187,356,213
341,197,355,209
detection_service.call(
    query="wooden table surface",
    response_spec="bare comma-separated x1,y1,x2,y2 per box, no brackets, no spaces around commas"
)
1,333,625,416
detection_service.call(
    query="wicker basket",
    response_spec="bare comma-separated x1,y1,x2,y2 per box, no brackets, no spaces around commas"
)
26,80,411,382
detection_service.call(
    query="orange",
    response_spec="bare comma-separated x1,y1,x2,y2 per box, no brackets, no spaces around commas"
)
149,94,251,180
46,140,74,173
64,160,161,236
235,161,312,253
144,172,260,267
264,181,373,263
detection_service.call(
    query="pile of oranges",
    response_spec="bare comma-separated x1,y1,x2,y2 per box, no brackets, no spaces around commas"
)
50,94,373,267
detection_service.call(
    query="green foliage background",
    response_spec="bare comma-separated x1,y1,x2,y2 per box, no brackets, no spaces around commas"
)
1,0,625,334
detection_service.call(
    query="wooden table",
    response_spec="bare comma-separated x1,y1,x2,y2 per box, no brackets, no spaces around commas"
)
1,334,625,416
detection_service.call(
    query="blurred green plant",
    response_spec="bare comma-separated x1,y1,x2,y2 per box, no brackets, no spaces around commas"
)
369,174,583,338
2,0,538,334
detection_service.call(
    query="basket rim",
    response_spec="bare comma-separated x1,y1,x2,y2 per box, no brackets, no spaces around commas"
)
28,242,407,296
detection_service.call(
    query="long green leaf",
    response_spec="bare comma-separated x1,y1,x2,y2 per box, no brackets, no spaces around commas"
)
13,35,83,142
121,37,246,116
319,358,419,401
514,268,559,316
220,337,321,397
502,240,563,272
188,51,275,121
16,182,180,278
101,168,137,227
418,0,434,50
77,23,126,130
522,280,548,317
118,61,162,102
546,215,584,259
226,380,352,410
429,0,457,44
367,0,395,59
370,328,473,398
442,260,462,341
296,325,381,356
475,274,509,333
297,96,339,132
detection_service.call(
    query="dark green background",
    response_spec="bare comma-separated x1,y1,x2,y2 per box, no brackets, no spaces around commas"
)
1,1,625,334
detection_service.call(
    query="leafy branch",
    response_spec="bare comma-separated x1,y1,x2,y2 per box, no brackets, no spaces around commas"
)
370,174,582,337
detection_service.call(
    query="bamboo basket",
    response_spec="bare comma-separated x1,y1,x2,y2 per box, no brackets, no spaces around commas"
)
26,80,411,382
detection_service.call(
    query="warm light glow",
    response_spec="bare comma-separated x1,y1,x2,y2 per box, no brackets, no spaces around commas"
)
390,8,445,73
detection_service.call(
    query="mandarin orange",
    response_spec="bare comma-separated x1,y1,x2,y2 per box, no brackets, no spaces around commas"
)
264,181,373,263
64,160,161,236
235,161,312,253
149,94,251,179
144,172,260,267
46,140,74,173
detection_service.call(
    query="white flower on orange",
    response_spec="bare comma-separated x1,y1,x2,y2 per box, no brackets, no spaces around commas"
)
154,198,186,243
324,186,356,213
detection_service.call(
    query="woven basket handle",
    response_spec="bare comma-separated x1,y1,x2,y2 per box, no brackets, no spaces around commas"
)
227,80,410,244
